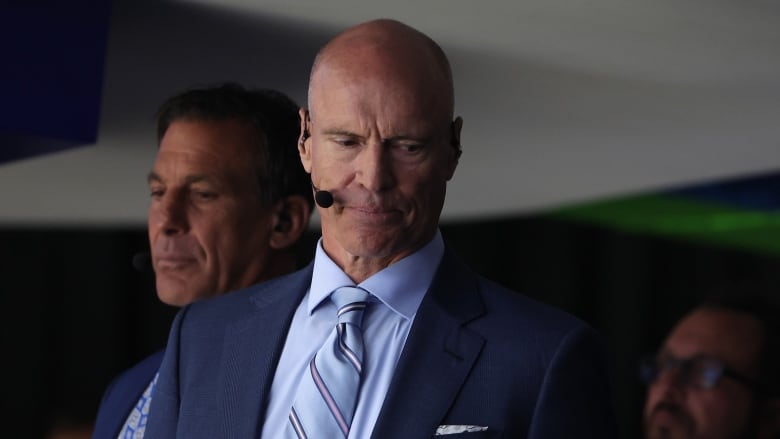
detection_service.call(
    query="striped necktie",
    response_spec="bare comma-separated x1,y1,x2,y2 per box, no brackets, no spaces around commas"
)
118,373,158,438
287,286,370,438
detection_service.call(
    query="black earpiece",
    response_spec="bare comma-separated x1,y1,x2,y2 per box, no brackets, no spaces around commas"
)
275,206,292,232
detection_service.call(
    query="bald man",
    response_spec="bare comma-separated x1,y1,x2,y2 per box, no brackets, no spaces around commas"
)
146,20,616,439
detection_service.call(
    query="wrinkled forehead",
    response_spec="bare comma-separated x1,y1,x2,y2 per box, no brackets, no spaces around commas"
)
311,65,452,134
664,308,763,373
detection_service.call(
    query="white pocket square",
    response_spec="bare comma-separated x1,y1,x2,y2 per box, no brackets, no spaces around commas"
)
435,425,488,435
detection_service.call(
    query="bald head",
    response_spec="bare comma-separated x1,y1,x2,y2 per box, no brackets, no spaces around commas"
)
308,19,455,123
298,19,462,281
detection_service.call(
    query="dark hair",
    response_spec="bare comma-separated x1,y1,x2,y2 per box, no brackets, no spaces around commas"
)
699,292,780,399
156,82,312,207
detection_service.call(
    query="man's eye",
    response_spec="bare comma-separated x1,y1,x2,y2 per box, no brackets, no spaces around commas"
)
149,188,164,198
194,191,217,201
333,137,360,147
399,143,424,153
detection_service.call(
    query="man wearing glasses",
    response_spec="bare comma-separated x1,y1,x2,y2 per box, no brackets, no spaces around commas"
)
641,296,780,439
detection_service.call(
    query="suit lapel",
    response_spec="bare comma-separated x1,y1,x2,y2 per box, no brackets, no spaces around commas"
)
371,249,486,439
217,264,313,438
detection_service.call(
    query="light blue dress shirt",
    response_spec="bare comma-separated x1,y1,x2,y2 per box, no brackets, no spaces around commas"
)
260,230,445,439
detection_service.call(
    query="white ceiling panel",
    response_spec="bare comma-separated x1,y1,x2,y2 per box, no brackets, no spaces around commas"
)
2,0,778,225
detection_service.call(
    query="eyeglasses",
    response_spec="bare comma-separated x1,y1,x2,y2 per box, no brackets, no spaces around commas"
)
639,353,757,390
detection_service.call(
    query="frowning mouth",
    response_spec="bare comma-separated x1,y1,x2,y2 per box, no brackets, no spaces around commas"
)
156,256,197,270
347,206,403,223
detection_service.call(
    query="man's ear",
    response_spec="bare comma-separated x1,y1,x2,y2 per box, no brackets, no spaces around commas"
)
270,195,312,250
445,116,463,181
298,108,313,173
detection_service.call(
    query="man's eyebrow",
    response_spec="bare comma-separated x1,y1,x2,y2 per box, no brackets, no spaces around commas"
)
385,135,431,143
322,130,430,143
322,128,360,137
147,173,215,185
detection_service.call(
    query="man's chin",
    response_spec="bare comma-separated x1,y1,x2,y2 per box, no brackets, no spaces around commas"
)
646,425,685,439
155,277,208,307
645,411,694,439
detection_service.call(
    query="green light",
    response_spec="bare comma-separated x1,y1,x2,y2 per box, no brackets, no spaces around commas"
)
550,195,780,255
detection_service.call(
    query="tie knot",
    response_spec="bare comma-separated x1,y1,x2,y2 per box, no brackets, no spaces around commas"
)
331,286,370,326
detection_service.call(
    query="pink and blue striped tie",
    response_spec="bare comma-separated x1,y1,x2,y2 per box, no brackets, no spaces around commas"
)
287,286,370,438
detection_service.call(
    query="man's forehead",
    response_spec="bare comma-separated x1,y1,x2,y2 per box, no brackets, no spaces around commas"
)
314,54,446,90
153,144,227,173
152,146,256,189
309,73,450,130
159,119,260,164
664,308,763,369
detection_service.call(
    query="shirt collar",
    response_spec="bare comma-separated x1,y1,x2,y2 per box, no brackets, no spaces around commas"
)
308,230,445,320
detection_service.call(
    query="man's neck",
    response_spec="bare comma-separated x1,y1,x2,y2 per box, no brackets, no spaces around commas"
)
322,247,419,284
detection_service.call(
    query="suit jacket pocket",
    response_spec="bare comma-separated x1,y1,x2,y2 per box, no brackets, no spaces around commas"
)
433,431,495,439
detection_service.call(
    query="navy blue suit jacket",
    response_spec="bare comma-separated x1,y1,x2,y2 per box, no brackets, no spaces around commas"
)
92,350,164,439
146,249,616,438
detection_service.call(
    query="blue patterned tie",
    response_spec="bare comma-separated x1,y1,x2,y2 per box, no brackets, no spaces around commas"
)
118,373,158,438
287,286,370,438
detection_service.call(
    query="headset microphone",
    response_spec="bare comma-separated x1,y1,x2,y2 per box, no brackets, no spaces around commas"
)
310,181,334,208
131,251,151,273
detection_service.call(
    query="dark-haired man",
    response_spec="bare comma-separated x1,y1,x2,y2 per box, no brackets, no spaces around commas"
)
642,297,780,439
92,84,312,438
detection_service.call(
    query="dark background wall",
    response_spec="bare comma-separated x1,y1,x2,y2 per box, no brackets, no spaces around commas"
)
2,217,778,438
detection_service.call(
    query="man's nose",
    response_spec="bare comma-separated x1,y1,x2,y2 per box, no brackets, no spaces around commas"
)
355,142,395,192
653,364,688,396
154,192,189,235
